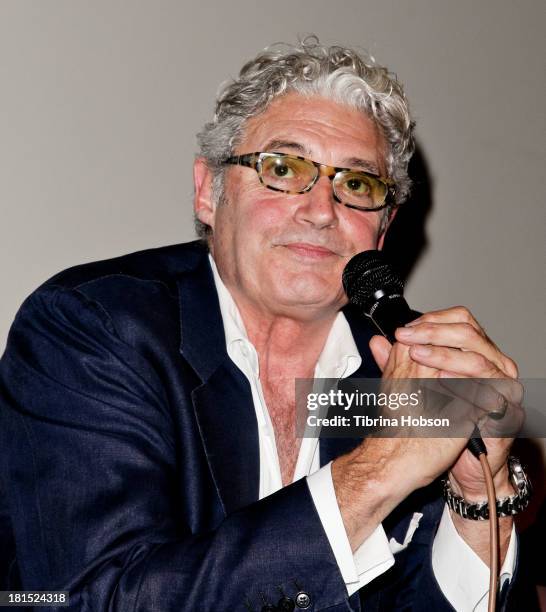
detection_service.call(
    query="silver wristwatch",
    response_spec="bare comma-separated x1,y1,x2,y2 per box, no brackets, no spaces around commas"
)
442,456,532,520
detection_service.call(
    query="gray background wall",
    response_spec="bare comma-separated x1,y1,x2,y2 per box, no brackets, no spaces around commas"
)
1,0,545,378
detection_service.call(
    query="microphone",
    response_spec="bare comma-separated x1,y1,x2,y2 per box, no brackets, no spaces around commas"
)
342,250,416,343
342,250,486,458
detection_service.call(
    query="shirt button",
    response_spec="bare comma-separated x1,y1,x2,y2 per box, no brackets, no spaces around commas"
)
295,592,311,609
241,345,250,357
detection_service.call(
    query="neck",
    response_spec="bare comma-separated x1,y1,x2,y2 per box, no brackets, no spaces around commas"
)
234,296,337,381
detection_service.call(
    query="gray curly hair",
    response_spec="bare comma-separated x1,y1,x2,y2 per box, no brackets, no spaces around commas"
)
195,35,414,238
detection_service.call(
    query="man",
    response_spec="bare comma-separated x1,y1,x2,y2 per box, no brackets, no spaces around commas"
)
0,38,530,611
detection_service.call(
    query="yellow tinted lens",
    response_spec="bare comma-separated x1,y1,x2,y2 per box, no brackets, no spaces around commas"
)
259,155,316,192
335,171,387,208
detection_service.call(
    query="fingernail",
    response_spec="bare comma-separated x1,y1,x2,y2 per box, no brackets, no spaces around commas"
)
396,327,414,337
412,345,431,357
405,319,421,327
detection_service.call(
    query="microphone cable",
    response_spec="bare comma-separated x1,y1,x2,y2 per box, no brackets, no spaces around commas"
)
467,439,499,612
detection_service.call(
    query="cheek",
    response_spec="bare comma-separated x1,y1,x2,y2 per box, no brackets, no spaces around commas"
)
231,187,292,238
342,209,384,251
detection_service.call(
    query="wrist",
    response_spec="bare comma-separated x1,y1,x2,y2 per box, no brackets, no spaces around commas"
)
449,506,513,567
449,464,512,503
332,442,407,549
445,457,531,521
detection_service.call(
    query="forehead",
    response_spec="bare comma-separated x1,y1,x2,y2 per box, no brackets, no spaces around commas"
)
238,92,387,174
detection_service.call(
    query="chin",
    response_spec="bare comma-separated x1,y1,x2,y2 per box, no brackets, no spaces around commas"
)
269,282,340,312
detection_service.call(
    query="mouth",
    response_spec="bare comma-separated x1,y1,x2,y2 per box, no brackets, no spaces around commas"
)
281,242,338,260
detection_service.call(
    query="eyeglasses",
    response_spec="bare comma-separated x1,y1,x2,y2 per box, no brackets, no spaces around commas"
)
223,151,395,212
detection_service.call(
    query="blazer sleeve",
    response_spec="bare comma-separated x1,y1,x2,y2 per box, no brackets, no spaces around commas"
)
0,285,359,612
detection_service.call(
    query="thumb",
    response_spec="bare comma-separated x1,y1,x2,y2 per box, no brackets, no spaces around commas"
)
369,335,392,372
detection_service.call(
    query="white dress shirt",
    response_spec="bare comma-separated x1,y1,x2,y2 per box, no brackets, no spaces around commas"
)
209,255,516,611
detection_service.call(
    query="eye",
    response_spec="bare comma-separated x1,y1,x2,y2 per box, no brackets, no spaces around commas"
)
272,162,295,178
345,177,371,194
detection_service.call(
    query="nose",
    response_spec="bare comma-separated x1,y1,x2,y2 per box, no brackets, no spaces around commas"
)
293,176,338,229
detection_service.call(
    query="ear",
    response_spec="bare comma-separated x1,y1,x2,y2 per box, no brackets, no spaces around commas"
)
193,157,216,231
377,207,398,250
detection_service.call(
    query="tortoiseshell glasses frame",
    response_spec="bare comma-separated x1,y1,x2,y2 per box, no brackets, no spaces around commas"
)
223,151,396,212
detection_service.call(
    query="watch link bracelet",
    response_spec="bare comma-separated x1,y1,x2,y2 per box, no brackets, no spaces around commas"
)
443,456,532,520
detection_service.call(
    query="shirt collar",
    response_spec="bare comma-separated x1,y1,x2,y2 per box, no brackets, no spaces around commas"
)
209,254,249,345
209,254,362,379
316,313,362,379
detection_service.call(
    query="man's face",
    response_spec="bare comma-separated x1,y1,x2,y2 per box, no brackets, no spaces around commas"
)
195,92,390,321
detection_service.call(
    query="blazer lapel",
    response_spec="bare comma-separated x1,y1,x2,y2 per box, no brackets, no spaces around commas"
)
177,249,259,516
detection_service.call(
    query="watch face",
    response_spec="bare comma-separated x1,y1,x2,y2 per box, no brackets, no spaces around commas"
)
508,456,531,495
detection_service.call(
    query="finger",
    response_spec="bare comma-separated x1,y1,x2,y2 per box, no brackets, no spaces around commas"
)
439,377,523,414
369,335,391,372
438,378,525,437
395,322,511,377
405,308,520,379
405,306,483,334
480,403,525,438
408,345,501,378
476,379,525,438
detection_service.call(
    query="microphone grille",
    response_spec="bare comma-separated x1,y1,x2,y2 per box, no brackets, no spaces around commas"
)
342,250,404,310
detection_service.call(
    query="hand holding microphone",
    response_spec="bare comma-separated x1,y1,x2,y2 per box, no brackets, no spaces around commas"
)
336,250,524,610
332,251,522,560
341,250,521,489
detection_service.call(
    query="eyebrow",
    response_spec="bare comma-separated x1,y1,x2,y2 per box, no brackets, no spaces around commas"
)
344,157,380,176
262,139,381,175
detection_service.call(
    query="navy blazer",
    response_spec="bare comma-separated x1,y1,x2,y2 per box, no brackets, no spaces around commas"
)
0,241,527,611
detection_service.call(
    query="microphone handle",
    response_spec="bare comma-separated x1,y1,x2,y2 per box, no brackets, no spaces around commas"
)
368,295,417,344
369,296,487,458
